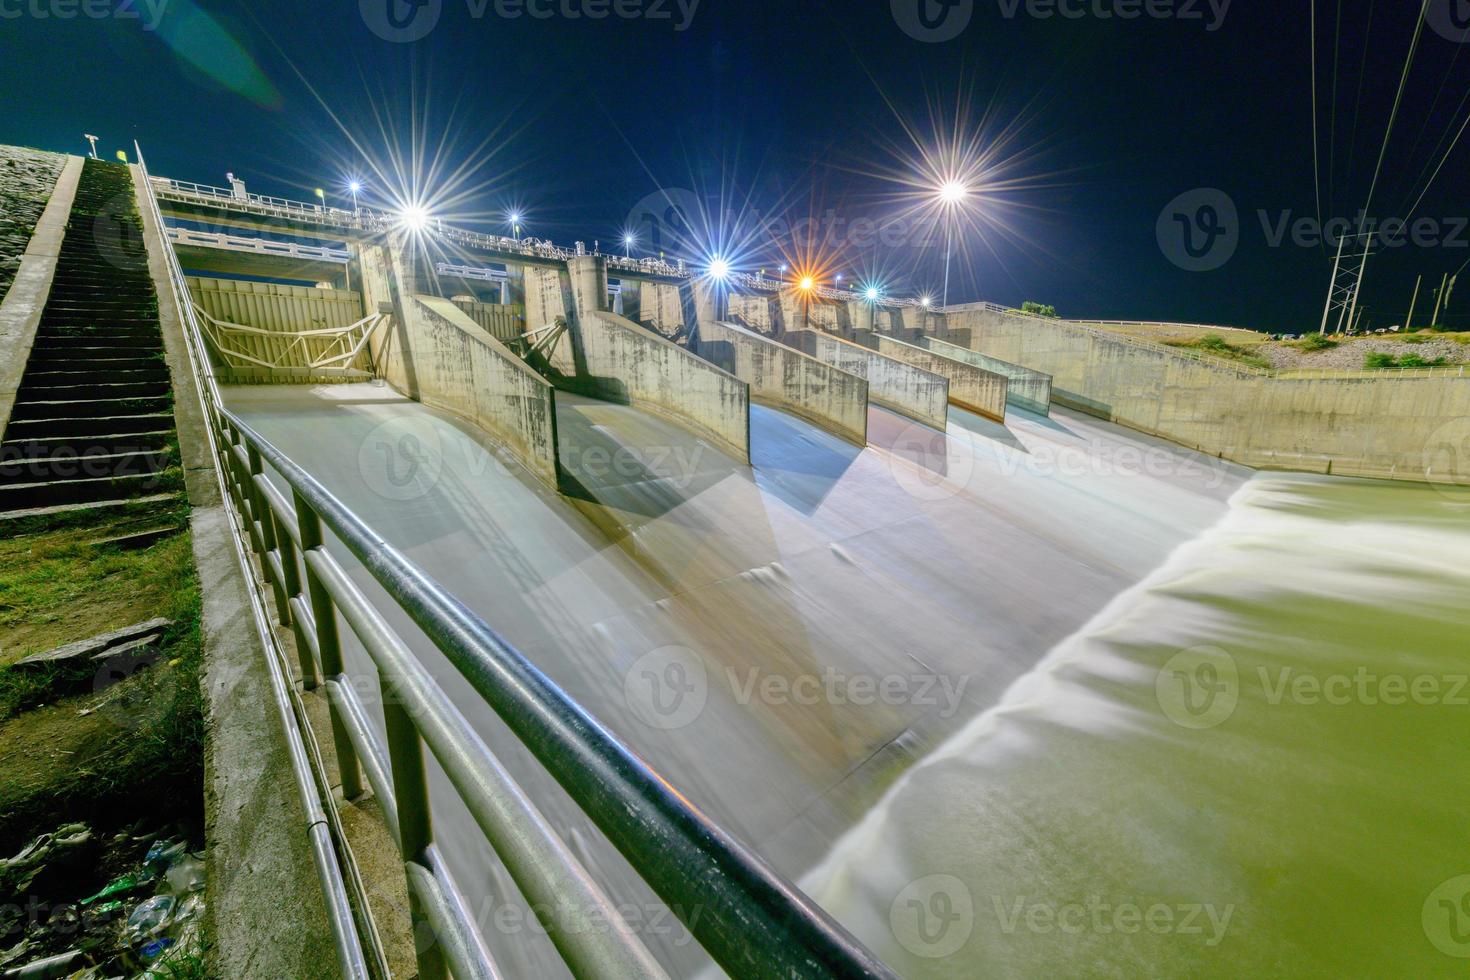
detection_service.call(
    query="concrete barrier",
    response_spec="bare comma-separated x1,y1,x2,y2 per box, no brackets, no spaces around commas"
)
575,310,751,462
875,336,1008,422
698,320,868,446
785,329,949,430
378,295,560,488
949,303,1470,485
919,336,1052,415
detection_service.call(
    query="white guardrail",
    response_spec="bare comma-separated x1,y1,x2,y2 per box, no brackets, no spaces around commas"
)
166,226,350,263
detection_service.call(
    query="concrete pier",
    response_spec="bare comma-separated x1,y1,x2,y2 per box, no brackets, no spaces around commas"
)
697,320,868,446
920,336,1053,415
784,329,949,430
875,335,1009,422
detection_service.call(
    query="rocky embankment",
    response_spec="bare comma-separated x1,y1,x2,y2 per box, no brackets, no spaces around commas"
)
1255,334,1470,371
0,146,65,299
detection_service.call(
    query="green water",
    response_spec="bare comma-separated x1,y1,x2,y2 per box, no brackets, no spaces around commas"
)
803,473,1470,978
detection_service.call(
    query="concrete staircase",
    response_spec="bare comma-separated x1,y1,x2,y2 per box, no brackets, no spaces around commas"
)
0,159,183,519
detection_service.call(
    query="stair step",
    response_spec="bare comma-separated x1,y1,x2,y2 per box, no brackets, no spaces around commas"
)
0,473,177,511
23,368,170,388
3,413,176,440
0,492,181,529
25,356,165,373
1,430,175,457
20,381,170,401
9,396,171,422
0,449,172,484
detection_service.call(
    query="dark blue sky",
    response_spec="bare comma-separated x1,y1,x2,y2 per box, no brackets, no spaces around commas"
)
3,0,1467,331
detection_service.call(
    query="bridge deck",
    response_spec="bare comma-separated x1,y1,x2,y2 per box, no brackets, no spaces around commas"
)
221,382,1248,976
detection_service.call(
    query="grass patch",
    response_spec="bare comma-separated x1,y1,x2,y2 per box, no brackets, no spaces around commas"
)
1292,333,1339,351
1167,333,1272,370
0,503,192,664
1364,352,1451,369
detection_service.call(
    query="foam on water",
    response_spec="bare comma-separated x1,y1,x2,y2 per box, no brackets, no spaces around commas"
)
801,472,1470,978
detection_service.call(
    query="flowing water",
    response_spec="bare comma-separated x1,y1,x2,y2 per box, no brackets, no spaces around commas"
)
801,473,1470,978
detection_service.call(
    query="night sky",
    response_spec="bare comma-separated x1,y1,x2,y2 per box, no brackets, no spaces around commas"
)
2,0,1467,332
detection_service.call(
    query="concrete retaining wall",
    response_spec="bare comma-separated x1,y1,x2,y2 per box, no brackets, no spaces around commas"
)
451,298,524,344
728,292,780,334
698,320,867,446
876,336,1008,422
0,154,80,443
949,304,1470,484
785,329,949,430
378,294,559,488
577,310,751,462
920,336,1053,415
626,279,686,338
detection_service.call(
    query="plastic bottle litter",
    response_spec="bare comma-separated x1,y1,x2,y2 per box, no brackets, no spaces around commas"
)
78,874,147,907
138,937,175,962
123,896,174,945
162,855,204,896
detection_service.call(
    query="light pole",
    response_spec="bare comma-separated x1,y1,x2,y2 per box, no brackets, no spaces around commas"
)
937,180,968,309
624,233,636,258
799,276,815,330
348,180,363,214
508,212,522,242
83,134,99,159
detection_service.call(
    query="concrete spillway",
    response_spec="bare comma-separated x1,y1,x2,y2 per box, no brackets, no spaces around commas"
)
222,382,1248,976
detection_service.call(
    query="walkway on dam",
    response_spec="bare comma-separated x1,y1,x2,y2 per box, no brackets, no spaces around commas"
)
222,382,1250,976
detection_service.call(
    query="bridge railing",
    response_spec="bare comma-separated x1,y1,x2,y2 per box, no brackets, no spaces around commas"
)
140,144,898,980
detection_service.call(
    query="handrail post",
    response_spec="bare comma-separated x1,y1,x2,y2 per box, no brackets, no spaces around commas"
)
382,679,448,980
248,447,291,625
296,490,364,801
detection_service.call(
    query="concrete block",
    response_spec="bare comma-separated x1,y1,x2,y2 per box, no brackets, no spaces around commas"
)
920,336,1052,415
784,329,949,430
573,311,751,462
379,294,560,488
698,320,868,446
876,335,1008,421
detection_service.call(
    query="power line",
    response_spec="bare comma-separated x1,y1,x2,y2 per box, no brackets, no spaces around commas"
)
1356,0,1432,230
1311,0,1324,229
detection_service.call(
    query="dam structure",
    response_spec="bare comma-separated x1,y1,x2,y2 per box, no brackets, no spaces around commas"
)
2,145,1467,978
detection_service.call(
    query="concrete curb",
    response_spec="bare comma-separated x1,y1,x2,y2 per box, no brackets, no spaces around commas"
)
0,154,83,443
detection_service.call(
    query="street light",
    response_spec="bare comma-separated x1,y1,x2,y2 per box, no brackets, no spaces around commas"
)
865,287,880,302
314,188,326,212
400,205,430,232
798,275,815,330
508,212,523,241
347,180,363,213
708,257,731,280
935,179,970,308
623,232,636,257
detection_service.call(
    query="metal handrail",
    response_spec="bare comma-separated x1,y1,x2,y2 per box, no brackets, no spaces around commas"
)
141,145,898,980
136,146,383,980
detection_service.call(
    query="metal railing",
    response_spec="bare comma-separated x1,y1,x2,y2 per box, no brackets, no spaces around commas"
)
192,303,384,376
141,146,898,980
167,226,351,263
